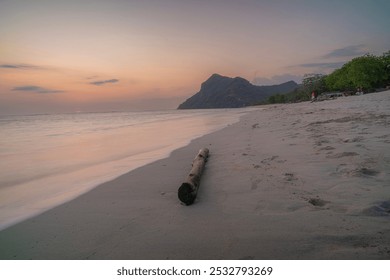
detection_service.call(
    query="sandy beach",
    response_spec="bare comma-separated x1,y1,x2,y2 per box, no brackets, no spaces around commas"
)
0,91,389,260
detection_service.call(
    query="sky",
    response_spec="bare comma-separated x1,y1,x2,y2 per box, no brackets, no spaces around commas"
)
0,0,389,115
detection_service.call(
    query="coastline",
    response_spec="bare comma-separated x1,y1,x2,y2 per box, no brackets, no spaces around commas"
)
0,91,389,259
0,108,247,231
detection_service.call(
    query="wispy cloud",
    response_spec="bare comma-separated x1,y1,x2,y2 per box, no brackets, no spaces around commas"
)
12,85,64,94
90,79,119,86
86,75,99,80
0,63,42,70
298,62,346,69
293,46,365,72
322,45,366,59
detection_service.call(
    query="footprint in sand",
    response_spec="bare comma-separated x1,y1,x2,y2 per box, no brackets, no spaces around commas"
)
335,165,380,177
327,152,359,158
362,201,390,217
374,134,390,142
315,138,330,146
307,197,329,207
289,132,300,139
251,178,261,190
353,167,380,177
284,173,297,182
261,156,279,164
342,137,364,143
318,146,335,151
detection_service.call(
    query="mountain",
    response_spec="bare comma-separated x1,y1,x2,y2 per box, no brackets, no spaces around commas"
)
177,74,298,109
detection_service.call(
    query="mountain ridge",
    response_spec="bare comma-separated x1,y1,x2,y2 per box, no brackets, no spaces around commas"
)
178,74,298,109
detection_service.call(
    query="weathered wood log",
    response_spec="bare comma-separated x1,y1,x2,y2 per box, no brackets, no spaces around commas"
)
178,148,209,205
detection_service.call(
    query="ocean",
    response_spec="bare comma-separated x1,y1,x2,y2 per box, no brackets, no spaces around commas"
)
0,108,252,230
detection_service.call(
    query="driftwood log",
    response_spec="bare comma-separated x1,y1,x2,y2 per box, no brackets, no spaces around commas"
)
178,148,209,205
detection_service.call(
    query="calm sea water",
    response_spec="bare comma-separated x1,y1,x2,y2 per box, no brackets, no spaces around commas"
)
0,108,252,230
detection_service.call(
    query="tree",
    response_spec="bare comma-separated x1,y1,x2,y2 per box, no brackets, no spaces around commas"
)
302,73,328,96
325,67,352,91
347,54,386,90
380,51,390,85
325,53,388,92
268,95,276,104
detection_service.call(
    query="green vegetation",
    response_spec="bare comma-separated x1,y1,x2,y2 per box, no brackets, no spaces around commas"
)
266,88,308,104
264,51,390,104
379,50,390,85
325,54,388,91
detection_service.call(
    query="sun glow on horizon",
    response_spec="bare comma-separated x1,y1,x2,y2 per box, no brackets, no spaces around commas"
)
1,0,389,115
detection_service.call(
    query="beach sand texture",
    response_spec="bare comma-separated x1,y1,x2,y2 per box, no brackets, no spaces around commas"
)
0,91,389,259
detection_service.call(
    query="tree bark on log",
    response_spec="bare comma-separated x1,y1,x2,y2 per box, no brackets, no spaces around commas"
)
178,148,209,205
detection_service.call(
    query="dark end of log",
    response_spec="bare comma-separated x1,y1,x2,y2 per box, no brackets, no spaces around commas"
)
178,183,196,205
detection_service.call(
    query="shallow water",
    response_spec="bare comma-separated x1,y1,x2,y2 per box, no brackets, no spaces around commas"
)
0,108,252,230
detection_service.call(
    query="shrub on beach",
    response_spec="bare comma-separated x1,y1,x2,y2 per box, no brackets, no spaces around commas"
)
325,52,389,92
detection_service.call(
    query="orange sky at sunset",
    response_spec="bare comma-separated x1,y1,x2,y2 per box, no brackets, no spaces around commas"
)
1,0,389,115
